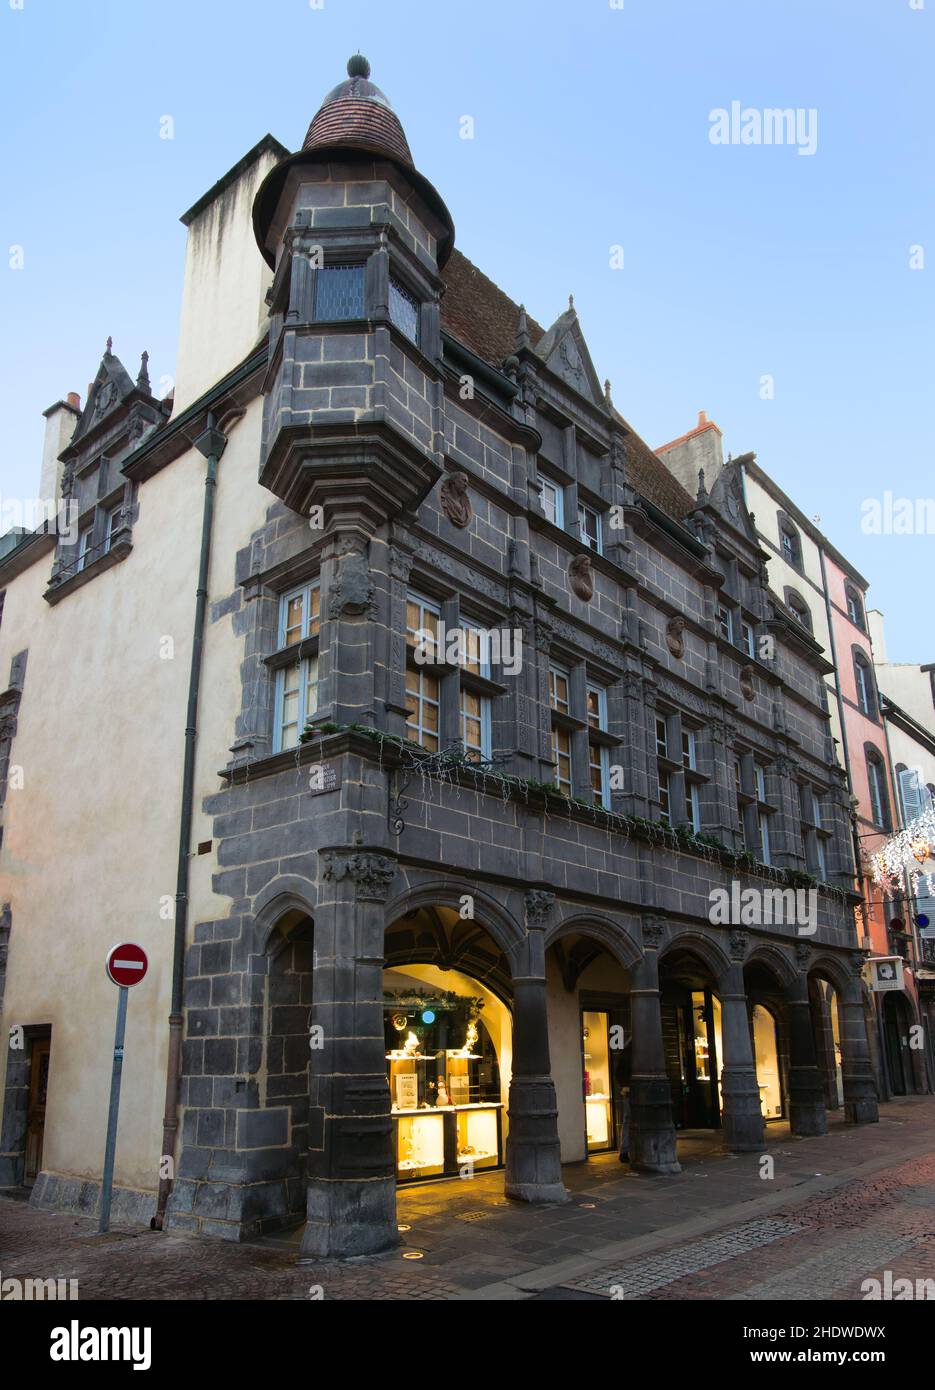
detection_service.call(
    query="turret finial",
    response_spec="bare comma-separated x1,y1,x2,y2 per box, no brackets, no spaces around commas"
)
105,336,113,355
347,53,371,79
137,350,151,392
515,303,530,352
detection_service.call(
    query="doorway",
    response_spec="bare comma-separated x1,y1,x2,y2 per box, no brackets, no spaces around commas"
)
24,1033,51,1186
882,992,913,1096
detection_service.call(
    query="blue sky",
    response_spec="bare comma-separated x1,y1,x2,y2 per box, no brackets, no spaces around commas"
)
1,0,932,661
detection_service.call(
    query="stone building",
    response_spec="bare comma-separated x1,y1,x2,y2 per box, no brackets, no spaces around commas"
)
0,58,879,1255
660,414,932,1102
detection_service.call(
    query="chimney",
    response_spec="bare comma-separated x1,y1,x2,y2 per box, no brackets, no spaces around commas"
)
39,394,81,512
656,410,725,499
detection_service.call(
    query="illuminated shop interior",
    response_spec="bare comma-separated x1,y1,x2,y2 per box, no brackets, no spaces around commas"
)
382,910,513,1184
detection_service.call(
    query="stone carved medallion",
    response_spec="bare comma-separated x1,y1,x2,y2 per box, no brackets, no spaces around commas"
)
739,664,756,701
439,471,472,529
328,537,374,617
666,615,686,659
568,553,594,602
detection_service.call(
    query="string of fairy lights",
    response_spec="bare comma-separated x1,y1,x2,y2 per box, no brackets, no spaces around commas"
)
867,802,935,902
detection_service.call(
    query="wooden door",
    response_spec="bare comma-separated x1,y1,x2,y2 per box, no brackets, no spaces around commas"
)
24,1037,50,1185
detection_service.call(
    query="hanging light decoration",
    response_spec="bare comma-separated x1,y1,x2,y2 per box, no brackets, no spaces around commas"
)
869,803,935,889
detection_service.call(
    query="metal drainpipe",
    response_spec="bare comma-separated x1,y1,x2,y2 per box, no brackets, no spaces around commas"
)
152,412,227,1230
816,545,869,914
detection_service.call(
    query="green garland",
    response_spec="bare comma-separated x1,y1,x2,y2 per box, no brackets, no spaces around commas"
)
300,720,851,906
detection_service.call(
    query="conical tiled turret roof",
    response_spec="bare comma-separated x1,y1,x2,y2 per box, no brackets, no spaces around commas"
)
253,55,454,269
302,55,414,167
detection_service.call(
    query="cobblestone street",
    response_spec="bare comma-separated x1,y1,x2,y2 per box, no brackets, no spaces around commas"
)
2,1097,934,1301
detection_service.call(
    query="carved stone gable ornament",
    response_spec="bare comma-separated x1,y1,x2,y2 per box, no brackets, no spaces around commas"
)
568,553,594,602
665,615,686,659
439,470,472,528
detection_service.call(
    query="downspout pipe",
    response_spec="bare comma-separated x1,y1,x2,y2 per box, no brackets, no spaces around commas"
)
152,413,227,1229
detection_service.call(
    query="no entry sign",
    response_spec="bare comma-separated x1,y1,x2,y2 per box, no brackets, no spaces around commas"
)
105,942,148,988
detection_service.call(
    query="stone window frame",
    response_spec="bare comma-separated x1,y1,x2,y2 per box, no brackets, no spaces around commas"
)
576,498,604,555
273,215,440,365
548,661,574,794
865,745,891,830
403,587,500,762
654,705,707,832
777,511,804,574
45,476,135,605
799,781,832,879
585,682,613,809
844,582,865,631
733,747,775,862
852,646,878,720
538,472,565,530
269,580,322,752
784,585,813,633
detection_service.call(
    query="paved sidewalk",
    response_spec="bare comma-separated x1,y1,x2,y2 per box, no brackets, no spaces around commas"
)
1,1097,933,1300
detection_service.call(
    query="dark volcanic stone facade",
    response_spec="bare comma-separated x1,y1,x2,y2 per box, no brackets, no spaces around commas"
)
159,61,878,1249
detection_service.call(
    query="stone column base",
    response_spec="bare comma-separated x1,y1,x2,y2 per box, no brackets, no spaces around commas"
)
844,1095,879,1126
721,1069,766,1151
789,1095,829,1137
629,1079,681,1174
298,1176,399,1260
504,1075,569,1204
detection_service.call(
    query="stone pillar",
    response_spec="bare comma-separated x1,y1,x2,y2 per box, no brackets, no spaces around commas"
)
628,918,680,1173
504,892,568,1204
786,963,828,1136
719,935,765,1151
840,957,880,1125
299,850,399,1260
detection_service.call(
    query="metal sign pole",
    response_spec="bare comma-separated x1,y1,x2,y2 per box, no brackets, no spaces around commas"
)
98,983,128,1233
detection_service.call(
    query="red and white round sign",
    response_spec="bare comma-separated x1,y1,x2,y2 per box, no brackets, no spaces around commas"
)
105,942,148,988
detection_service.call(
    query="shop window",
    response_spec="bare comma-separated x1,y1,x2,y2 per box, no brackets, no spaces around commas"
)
389,276,419,344
582,1011,614,1152
313,263,365,321
384,993,503,1182
273,582,321,751
752,1006,784,1120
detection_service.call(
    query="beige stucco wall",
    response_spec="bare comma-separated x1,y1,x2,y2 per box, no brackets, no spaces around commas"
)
172,146,278,414
742,470,844,763
0,393,269,1195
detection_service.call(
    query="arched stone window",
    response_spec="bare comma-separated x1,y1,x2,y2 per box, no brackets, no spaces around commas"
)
865,746,891,829
845,583,865,631
784,586,812,632
853,648,877,719
777,512,803,573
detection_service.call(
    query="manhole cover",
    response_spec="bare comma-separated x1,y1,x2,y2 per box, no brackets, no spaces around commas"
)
459,1210,493,1222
